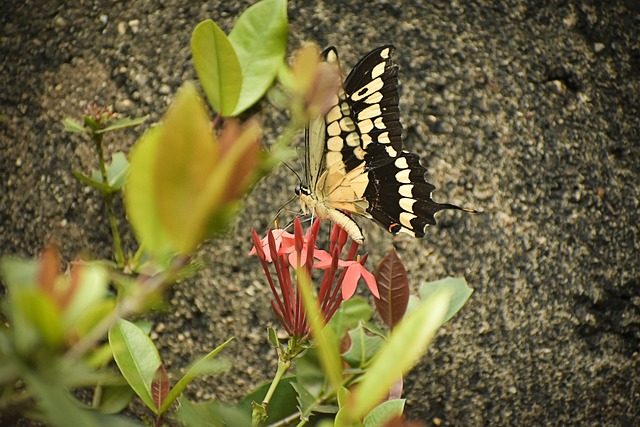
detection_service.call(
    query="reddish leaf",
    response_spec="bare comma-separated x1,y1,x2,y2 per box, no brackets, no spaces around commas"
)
373,249,409,329
37,244,60,297
151,365,170,411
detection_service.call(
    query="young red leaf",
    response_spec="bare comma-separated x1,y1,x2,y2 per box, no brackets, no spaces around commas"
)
373,249,410,329
152,364,170,411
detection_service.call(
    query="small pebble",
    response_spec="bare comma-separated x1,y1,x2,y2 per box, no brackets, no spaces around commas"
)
128,19,140,34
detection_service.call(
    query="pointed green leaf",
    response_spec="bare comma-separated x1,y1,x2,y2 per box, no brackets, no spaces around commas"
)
108,319,162,413
297,269,343,389
349,288,451,419
228,0,288,115
63,118,87,134
159,337,233,414
96,115,149,134
191,20,242,115
418,277,473,325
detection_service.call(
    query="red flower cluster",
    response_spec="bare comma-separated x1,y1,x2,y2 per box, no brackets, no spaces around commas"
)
250,219,378,338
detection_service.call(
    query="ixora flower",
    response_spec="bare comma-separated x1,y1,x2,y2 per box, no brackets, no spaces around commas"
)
249,218,378,338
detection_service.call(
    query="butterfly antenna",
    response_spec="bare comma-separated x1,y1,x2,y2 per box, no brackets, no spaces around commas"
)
282,161,303,186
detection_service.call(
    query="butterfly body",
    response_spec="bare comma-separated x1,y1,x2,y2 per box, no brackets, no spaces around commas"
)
299,45,469,244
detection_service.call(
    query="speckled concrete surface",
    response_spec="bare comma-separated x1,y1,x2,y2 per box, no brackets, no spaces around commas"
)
1,0,638,425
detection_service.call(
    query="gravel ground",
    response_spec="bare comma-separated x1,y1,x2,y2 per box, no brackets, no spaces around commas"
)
1,0,639,425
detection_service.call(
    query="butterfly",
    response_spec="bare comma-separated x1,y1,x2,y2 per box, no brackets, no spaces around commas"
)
296,45,471,244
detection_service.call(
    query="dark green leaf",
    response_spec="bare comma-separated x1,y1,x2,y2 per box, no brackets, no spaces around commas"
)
342,323,383,368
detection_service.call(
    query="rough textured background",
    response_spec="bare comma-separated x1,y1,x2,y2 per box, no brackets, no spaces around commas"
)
1,0,639,425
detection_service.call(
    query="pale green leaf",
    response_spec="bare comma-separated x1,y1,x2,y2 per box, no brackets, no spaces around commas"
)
418,277,473,325
125,124,176,260
363,399,405,427
228,0,288,115
297,269,343,389
63,118,87,134
63,263,109,328
191,20,242,115
349,289,451,419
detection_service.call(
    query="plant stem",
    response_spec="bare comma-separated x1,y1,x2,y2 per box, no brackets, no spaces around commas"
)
94,132,125,267
252,358,291,426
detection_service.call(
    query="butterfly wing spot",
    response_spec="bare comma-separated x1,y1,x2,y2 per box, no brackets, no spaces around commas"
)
327,121,341,136
358,119,374,134
357,104,382,121
395,169,411,183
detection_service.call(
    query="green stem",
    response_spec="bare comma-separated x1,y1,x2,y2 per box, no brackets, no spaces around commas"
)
252,358,291,426
94,132,125,267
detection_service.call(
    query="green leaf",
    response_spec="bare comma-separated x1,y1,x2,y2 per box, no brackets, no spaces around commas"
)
159,337,233,414
63,263,110,328
228,0,288,115
0,256,38,292
297,269,343,389
342,323,383,368
108,319,162,413
293,348,326,394
177,397,252,427
70,298,115,339
63,118,87,134
349,288,451,420
96,115,149,134
363,399,405,427
26,373,143,427
125,124,176,260
15,290,64,350
90,152,129,191
96,384,136,414
291,381,337,421
418,277,473,325
328,297,373,342
191,20,242,115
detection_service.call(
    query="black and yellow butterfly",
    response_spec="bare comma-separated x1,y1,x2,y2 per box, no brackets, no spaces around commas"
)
296,45,470,243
